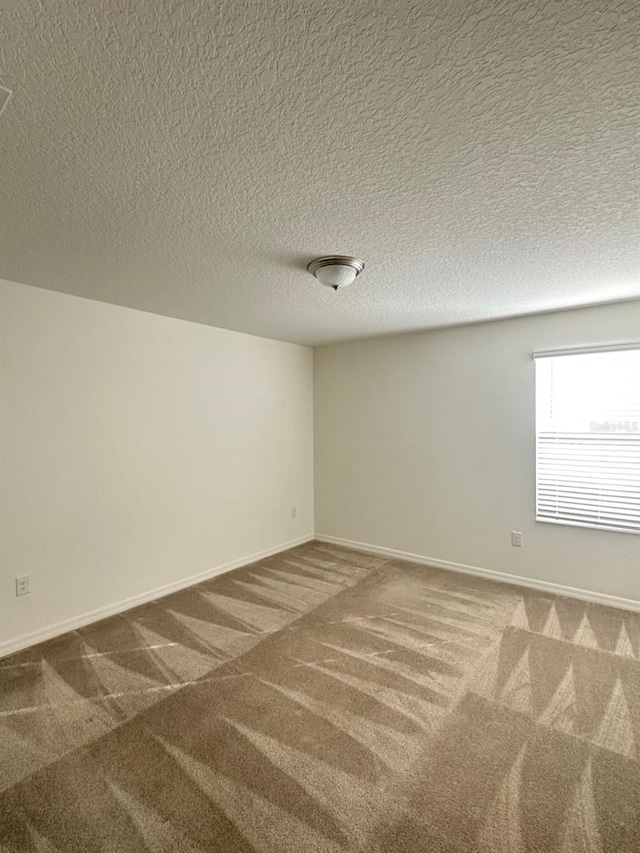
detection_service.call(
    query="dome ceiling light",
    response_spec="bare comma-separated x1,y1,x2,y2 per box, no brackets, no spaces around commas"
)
307,256,365,291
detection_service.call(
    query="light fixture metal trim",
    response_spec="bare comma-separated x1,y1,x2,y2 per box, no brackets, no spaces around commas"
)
307,255,365,278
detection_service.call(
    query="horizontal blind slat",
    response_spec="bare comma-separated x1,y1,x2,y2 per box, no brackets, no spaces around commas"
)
537,497,640,511
537,510,640,526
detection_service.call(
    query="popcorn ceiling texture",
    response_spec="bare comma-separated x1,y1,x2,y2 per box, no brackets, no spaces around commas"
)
0,0,638,345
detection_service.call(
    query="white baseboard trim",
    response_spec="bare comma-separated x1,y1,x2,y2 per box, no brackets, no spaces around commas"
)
316,535,640,613
0,534,315,660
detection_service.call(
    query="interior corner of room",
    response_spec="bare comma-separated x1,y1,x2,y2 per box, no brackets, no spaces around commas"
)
1,282,638,657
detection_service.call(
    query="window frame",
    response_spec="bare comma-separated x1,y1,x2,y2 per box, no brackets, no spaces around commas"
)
533,341,640,536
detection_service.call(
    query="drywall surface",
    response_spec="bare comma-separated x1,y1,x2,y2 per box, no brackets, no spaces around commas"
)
0,280,313,648
315,302,640,601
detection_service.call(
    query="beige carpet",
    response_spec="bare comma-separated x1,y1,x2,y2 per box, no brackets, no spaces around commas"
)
0,541,638,852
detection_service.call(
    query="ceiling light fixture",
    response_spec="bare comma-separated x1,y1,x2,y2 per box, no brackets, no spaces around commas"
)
307,256,365,291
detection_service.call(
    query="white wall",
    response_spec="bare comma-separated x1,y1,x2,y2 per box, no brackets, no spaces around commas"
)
0,280,313,651
315,301,640,603
2,285,637,655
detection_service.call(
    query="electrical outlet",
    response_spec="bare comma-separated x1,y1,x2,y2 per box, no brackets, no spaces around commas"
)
511,531,523,548
15,575,30,596
291,506,297,519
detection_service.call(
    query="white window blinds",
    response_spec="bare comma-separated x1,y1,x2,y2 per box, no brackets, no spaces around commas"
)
534,345,640,534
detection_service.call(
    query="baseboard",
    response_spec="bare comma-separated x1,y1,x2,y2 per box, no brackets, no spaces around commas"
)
0,534,315,659
315,534,640,613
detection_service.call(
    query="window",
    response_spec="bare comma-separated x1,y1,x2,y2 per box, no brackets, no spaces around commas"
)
534,344,640,534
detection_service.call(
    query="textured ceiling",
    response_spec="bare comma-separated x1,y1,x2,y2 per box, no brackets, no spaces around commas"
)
0,0,638,345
